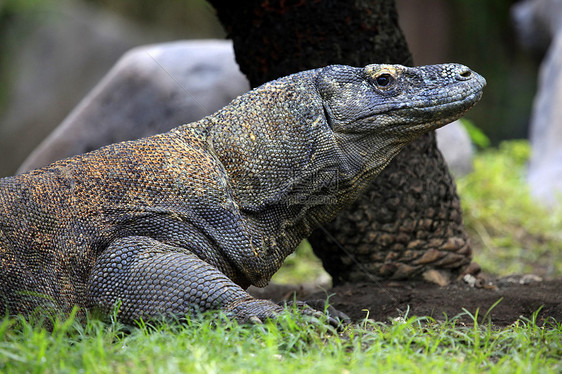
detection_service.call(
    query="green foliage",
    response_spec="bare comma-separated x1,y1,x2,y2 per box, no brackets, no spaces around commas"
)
457,140,562,276
83,0,223,38
1,307,560,373
271,240,329,285
0,0,48,14
459,118,490,149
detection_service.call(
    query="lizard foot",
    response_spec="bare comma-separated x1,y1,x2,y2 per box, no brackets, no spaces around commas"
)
226,297,349,329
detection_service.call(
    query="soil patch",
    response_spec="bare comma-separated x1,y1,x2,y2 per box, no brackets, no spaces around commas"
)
249,275,562,326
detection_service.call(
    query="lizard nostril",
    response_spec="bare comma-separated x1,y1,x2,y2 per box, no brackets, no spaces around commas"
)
457,68,472,80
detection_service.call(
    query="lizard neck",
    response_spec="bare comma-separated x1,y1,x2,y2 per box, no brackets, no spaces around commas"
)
170,74,409,286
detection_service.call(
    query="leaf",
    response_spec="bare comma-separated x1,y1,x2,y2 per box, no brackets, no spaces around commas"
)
459,118,490,149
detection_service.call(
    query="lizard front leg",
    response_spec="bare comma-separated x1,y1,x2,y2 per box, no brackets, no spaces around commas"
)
86,236,283,324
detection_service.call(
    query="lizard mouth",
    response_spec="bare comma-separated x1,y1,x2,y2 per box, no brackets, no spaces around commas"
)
352,87,484,134
415,82,484,110
401,89,484,130
345,82,485,131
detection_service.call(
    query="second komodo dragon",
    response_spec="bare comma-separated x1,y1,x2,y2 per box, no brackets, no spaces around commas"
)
0,63,485,324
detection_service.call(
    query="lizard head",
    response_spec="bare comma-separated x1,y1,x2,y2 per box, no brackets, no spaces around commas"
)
315,63,486,140
312,63,485,184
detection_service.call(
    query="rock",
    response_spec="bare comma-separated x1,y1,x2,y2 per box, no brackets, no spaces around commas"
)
18,40,249,173
422,269,450,286
435,120,474,177
0,1,147,177
463,273,477,287
512,0,562,207
497,274,543,286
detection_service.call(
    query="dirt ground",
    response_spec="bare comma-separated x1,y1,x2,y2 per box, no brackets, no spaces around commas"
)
249,274,562,326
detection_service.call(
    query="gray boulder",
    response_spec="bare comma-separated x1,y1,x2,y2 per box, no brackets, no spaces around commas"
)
18,40,249,173
436,121,474,177
513,0,562,206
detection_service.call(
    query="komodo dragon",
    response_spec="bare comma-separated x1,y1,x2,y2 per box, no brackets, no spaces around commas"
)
0,63,485,324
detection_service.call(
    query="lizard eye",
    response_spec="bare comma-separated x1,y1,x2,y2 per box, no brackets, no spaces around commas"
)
375,73,394,87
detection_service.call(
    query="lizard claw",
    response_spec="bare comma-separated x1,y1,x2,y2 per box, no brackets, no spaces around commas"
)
226,298,283,324
281,300,351,329
248,315,263,325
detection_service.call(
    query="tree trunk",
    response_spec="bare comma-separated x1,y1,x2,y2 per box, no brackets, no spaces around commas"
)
208,0,473,285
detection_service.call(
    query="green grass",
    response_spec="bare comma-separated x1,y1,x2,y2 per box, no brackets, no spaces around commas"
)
457,140,562,277
271,240,328,285
2,139,561,373
1,307,560,373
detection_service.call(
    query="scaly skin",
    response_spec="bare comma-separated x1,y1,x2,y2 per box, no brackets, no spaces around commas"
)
0,63,485,323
